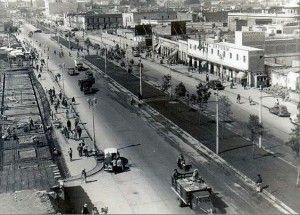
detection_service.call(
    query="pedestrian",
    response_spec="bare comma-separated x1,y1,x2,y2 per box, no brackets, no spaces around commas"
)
130,96,134,106
68,148,73,162
112,158,117,174
75,117,79,128
81,203,89,214
177,154,184,169
38,73,41,80
72,97,76,105
50,109,54,120
237,94,241,104
40,66,42,73
81,169,87,183
67,119,71,131
172,169,179,180
77,143,83,157
29,117,34,130
83,145,88,157
243,82,247,90
117,157,123,173
249,96,253,105
256,174,262,192
52,87,56,97
65,109,69,119
77,125,82,139
54,103,58,113
275,99,279,105
206,73,209,82
58,91,62,100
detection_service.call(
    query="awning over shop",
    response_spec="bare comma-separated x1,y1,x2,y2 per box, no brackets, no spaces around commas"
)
236,72,246,79
155,44,161,52
169,50,178,58
201,61,207,66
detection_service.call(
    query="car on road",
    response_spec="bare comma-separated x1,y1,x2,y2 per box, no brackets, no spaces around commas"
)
67,67,79,76
208,80,225,90
71,27,79,31
269,105,291,117
290,113,300,125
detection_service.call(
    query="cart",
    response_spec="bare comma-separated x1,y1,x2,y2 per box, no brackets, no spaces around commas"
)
171,172,214,214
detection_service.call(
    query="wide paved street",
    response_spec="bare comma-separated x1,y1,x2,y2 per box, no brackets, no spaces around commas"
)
17,22,296,214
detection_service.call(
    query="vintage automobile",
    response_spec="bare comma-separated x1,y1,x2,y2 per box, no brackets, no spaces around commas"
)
67,67,79,76
290,113,300,125
103,148,120,171
269,105,291,117
208,80,225,90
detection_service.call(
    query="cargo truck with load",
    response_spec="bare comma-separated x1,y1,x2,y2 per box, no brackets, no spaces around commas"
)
78,70,95,94
171,170,215,214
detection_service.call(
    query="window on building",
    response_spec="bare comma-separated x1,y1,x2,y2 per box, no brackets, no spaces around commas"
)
194,45,196,50
217,50,219,55
236,54,239,60
230,53,232,59
190,44,192,49
223,51,225,57
243,56,246,62
211,49,213,54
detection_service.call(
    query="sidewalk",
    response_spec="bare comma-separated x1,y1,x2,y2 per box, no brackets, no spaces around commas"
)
18,32,99,180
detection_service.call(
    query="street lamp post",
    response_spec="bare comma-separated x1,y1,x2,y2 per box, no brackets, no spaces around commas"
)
105,46,107,75
139,57,142,100
168,62,172,98
216,89,219,154
259,85,262,148
59,63,65,95
87,97,97,149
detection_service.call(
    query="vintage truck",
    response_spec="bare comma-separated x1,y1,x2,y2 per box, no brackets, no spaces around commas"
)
78,70,95,94
171,172,215,214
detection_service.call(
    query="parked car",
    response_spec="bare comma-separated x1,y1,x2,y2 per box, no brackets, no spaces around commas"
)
290,113,300,125
208,80,225,90
269,105,291,117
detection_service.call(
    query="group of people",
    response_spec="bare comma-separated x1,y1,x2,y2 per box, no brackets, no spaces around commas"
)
77,140,89,157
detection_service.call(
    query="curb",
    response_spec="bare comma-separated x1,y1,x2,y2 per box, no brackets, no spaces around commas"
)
82,55,297,214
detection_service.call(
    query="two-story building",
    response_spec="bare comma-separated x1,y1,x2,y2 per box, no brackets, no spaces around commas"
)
64,12,123,30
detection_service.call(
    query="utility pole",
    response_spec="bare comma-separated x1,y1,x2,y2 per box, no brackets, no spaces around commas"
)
216,89,219,154
105,46,107,75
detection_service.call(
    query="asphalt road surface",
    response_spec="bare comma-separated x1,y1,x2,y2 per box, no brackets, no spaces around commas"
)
19,22,287,214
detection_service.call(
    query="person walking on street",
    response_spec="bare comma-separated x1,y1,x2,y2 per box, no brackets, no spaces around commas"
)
77,125,82,139
81,203,89,214
67,119,71,131
112,158,117,174
65,109,69,119
83,145,89,157
256,174,262,192
58,91,62,100
68,148,73,162
29,117,34,130
81,169,87,183
77,143,83,157
117,157,123,173
75,117,79,128
237,94,241,104
275,99,279,105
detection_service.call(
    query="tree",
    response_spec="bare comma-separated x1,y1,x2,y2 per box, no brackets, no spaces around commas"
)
161,75,171,93
287,102,300,156
219,95,232,138
175,82,187,98
247,114,263,144
196,82,211,107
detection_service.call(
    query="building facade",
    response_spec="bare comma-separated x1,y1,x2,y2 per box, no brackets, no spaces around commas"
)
64,12,123,30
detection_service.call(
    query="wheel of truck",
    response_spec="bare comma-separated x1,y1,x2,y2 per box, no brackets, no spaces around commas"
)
177,197,184,207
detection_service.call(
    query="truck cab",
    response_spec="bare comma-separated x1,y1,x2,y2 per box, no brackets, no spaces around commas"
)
75,59,84,71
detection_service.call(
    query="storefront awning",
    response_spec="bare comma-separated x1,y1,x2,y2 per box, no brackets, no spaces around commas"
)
169,50,178,58
155,44,161,52
236,72,246,79
201,61,207,66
